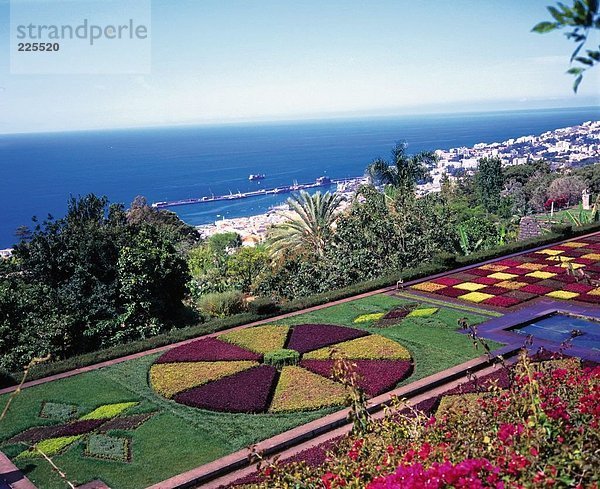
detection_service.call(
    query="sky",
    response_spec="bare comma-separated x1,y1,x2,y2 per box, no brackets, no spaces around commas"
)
0,0,599,134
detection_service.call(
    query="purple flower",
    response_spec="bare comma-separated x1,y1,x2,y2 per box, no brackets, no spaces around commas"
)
301,359,413,397
173,365,277,413
156,337,261,363
287,324,368,354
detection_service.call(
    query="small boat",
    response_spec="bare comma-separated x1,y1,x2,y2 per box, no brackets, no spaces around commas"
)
249,174,266,181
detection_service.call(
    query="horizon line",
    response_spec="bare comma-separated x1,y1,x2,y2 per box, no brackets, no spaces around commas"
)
1,103,599,137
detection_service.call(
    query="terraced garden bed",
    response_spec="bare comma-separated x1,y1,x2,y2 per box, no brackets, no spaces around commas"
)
0,294,497,489
412,234,600,308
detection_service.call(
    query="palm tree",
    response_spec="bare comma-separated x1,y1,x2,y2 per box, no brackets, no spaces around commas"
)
366,142,436,196
268,190,344,258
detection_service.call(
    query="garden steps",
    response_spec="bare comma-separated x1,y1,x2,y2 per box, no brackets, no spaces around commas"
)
147,345,520,489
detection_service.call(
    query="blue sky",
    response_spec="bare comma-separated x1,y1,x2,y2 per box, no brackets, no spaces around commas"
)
0,0,599,134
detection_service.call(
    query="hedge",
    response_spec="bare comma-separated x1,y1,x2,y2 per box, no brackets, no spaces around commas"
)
2,221,600,388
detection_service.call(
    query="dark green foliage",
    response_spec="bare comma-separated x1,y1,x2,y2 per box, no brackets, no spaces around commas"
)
573,163,600,194
366,142,435,196
127,196,200,248
197,290,246,318
475,157,504,213
0,194,191,371
532,0,600,91
550,223,573,236
263,349,300,368
248,297,281,315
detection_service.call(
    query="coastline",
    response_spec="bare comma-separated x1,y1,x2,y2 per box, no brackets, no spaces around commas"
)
195,120,600,244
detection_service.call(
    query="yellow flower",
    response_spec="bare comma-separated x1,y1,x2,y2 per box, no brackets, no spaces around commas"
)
454,282,486,291
488,272,518,280
546,290,579,300
458,292,494,303
526,271,556,279
412,282,446,292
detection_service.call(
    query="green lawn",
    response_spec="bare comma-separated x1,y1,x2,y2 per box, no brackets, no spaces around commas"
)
0,293,502,489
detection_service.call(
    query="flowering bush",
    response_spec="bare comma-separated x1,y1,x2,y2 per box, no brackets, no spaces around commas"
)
454,282,486,292
482,295,520,307
256,354,600,488
218,325,289,354
149,360,258,398
303,335,411,361
287,324,369,354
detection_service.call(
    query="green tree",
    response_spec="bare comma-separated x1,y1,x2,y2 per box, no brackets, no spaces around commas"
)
268,190,344,259
366,142,435,197
0,194,191,370
475,157,504,213
532,0,600,92
226,246,269,293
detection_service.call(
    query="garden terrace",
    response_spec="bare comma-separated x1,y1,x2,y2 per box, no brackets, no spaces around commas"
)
411,233,600,309
0,294,497,489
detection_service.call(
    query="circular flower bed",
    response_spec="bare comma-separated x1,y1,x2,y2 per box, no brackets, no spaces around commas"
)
149,324,413,413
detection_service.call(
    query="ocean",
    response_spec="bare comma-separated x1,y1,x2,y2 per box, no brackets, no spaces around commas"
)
1,106,599,248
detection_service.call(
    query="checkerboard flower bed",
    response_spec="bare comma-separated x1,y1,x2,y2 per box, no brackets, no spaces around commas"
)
410,233,600,308
150,323,413,413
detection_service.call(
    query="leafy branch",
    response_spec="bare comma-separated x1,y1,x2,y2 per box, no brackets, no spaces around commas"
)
532,0,600,92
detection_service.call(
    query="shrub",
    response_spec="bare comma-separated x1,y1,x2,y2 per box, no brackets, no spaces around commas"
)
16,435,82,459
550,223,573,236
155,337,261,363
84,434,130,462
407,308,438,318
263,349,300,369
248,297,281,315
197,291,246,318
258,356,600,488
301,359,413,397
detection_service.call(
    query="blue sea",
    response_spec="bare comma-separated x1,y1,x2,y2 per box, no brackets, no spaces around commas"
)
1,106,599,248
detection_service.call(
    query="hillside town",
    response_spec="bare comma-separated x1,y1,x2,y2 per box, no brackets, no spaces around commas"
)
199,120,600,242
422,120,600,193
